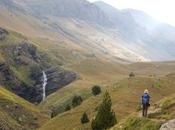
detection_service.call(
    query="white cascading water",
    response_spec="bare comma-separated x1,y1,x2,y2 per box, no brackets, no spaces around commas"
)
42,71,47,101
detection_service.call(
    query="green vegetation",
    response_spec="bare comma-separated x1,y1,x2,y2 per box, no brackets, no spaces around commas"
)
0,87,49,130
0,29,45,102
92,91,117,130
39,73,175,130
111,116,161,130
72,96,83,108
148,94,175,120
92,85,101,96
81,112,89,124
129,72,135,78
65,105,71,111
111,92,175,130
1,4,175,130
51,95,83,118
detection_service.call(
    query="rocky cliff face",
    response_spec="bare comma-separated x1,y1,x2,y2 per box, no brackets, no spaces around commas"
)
45,67,77,96
0,28,77,103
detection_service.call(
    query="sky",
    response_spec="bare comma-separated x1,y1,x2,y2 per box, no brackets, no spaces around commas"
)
88,0,175,26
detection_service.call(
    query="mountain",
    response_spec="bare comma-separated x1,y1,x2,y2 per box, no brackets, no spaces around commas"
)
8,0,175,61
1,0,175,130
12,0,112,27
0,0,148,62
94,1,175,61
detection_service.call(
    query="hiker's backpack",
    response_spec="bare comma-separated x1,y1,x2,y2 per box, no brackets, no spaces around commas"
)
142,93,149,104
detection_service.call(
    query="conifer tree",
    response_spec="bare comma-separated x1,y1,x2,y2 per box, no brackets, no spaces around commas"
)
81,112,89,124
72,96,83,107
91,91,117,130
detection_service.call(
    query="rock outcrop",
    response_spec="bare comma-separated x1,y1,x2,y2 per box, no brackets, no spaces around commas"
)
0,27,8,40
159,119,175,130
0,28,78,103
45,67,77,96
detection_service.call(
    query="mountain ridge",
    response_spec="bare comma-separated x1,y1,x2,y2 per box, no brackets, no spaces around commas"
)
1,0,175,130
1,0,175,61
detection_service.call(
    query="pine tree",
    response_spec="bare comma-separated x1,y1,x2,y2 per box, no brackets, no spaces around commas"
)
92,85,101,96
91,91,117,130
72,96,83,107
81,112,89,124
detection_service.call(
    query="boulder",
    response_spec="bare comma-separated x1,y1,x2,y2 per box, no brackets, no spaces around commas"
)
160,119,175,130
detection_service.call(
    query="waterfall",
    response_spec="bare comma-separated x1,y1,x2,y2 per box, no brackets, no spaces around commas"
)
42,71,47,101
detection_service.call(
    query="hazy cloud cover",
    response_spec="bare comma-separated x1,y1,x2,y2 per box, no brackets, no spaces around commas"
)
88,0,175,26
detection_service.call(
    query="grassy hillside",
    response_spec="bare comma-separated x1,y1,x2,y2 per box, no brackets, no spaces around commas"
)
1,2,175,130
0,86,49,130
0,27,49,102
0,27,77,103
40,58,175,114
110,115,161,130
39,73,175,130
128,61,175,76
1,27,175,130
111,92,175,130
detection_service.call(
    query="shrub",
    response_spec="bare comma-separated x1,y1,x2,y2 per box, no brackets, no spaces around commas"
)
129,72,135,78
91,91,117,130
81,112,89,124
51,110,56,118
72,96,83,108
51,104,72,118
65,105,71,111
92,85,101,96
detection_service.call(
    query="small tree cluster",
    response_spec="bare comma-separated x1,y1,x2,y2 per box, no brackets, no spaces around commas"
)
81,112,89,124
72,96,83,108
92,85,101,96
91,91,117,130
129,72,135,78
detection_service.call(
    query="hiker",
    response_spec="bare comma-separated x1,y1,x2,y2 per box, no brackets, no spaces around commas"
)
142,89,150,117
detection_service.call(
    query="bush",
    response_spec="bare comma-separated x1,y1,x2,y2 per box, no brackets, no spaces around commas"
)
92,85,101,96
81,112,89,124
72,96,83,108
65,105,71,111
51,104,72,118
129,72,135,78
91,91,117,130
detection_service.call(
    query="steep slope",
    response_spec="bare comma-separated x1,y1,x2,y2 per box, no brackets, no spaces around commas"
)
12,0,111,27
0,27,77,103
94,1,175,61
1,0,175,62
111,92,175,130
0,86,49,130
0,0,144,63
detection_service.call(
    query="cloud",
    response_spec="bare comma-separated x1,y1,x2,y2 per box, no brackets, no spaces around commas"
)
88,0,175,26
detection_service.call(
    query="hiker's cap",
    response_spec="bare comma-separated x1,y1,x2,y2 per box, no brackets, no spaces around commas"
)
144,89,149,94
